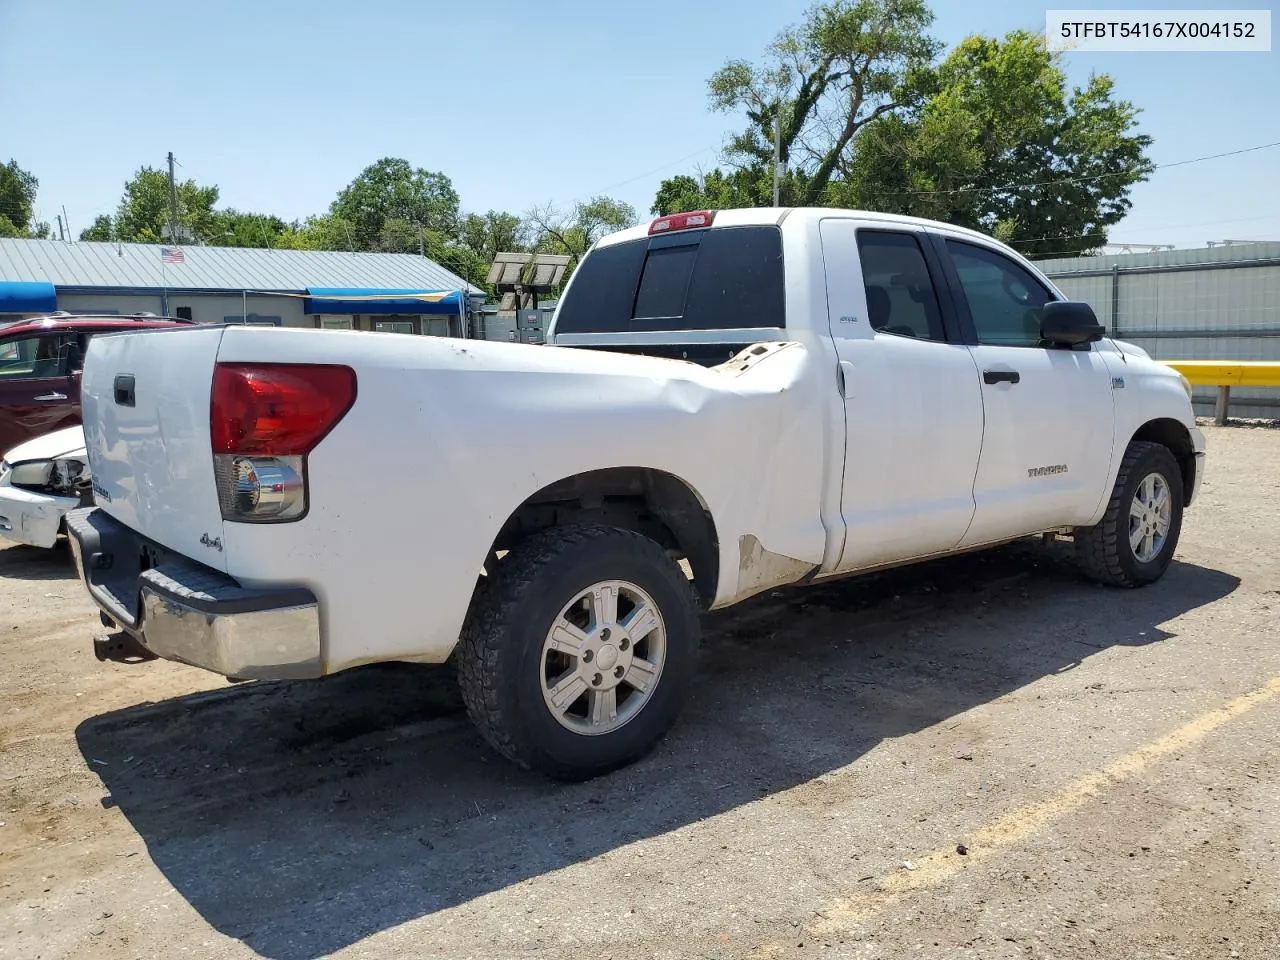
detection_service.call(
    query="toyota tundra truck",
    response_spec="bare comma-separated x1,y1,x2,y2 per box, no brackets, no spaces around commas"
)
63,207,1205,780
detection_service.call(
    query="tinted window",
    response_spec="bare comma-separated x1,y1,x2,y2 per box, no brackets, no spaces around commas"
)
946,240,1054,347
0,333,74,380
553,240,647,334
855,231,946,341
634,245,697,319
554,226,784,334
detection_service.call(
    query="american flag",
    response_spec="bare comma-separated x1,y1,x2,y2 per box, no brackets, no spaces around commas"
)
161,246,185,264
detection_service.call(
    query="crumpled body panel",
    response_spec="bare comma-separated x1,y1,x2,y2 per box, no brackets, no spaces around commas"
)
210,328,837,671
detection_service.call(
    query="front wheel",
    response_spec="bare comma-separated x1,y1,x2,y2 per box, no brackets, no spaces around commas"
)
456,523,701,780
1074,441,1184,587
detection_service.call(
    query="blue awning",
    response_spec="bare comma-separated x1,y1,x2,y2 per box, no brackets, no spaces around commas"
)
0,281,57,314
304,287,464,316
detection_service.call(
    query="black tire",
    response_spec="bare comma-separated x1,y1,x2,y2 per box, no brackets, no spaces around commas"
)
456,523,701,781
1074,441,1184,588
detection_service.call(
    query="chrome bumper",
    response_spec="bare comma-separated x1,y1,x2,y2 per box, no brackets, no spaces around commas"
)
65,507,322,681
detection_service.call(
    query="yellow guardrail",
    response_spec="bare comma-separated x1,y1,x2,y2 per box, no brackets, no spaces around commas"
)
1160,360,1280,424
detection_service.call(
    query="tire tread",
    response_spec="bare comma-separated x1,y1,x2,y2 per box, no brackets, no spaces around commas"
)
455,523,697,773
1075,441,1176,588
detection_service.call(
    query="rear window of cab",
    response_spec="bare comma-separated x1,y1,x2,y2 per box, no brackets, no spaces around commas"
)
553,225,785,334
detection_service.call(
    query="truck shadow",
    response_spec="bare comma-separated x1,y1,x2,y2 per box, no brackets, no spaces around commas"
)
0,540,75,581
75,542,1239,960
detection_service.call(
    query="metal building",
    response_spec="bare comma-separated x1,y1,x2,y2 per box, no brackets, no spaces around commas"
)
0,238,486,337
1038,241,1280,418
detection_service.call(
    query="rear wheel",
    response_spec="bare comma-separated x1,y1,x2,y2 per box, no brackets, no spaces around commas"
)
456,523,701,780
1074,441,1184,587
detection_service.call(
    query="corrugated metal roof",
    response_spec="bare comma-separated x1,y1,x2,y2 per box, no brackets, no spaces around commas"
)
0,238,484,295
1038,240,1280,275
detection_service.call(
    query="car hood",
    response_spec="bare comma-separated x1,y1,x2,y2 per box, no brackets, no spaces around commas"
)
2,425,87,464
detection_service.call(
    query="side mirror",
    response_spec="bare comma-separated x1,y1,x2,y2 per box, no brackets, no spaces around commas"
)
1040,300,1105,348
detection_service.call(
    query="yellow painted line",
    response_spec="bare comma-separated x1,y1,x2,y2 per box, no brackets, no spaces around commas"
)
752,675,1280,953
1161,360,1280,388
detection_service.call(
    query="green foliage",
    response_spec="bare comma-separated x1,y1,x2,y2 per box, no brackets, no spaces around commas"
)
212,209,294,248
278,214,358,251
840,30,1154,256
708,0,940,204
524,196,638,287
651,168,773,215
0,160,39,233
330,158,461,250
660,3,1153,255
79,215,115,242
108,166,220,243
458,210,523,262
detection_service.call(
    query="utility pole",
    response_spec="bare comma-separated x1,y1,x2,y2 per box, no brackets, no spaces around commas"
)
773,104,783,207
166,152,180,244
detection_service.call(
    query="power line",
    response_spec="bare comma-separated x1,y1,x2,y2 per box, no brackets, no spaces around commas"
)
591,145,721,194
896,139,1280,200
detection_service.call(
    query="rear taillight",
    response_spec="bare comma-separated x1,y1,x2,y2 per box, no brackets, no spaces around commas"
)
210,363,356,523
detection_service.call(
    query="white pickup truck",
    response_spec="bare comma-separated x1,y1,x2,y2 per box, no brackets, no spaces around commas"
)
64,207,1204,780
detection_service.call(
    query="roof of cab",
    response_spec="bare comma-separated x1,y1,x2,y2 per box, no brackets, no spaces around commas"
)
594,206,1002,250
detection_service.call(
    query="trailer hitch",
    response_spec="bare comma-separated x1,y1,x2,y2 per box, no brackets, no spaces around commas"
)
93,632,159,664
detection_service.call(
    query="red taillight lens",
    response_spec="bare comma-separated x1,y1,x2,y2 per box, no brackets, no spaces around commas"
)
211,363,357,456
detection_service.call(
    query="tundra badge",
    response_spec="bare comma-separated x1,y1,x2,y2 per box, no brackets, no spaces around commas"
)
1027,464,1069,478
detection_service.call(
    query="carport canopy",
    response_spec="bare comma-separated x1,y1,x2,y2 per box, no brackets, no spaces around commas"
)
0,281,57,314
303,288,464,316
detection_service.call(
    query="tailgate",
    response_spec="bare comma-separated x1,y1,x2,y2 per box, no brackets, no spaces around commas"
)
82,325,229,572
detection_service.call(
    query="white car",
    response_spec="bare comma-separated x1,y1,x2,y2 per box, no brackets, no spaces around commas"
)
0,425,90,548
62,207,1204,780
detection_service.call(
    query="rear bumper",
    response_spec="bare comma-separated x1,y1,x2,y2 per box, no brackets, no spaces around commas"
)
65,507,322,680
0,485,80,549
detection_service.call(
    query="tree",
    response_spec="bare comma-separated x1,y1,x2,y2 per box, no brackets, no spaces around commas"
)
0,160,39,234
524,196,638,273
708,0,939,205
651,168,772,215
330,158,460,250
458,210,524,262
212,209,294,248
107,166,220,243
840,30,1153,256
0,160,51,238
279,214,358,251
80,215,115,242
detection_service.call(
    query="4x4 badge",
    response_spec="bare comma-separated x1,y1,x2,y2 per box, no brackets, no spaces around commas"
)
200,532,223,552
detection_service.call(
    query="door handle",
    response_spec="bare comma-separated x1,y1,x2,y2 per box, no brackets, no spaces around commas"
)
983,370,1020,385
34,392,68,401
837,360,855,398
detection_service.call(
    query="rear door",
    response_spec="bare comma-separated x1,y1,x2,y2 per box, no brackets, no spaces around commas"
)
0,329,79,452
819,219,986,572
937,236,1117,544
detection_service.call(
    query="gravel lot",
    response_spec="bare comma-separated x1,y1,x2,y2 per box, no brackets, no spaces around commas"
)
2,423,1279,960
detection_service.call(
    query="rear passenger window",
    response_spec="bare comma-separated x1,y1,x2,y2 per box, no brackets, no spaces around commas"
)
855,232,946,342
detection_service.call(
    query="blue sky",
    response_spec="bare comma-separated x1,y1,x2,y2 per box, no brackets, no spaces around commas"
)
1,0,1276,249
